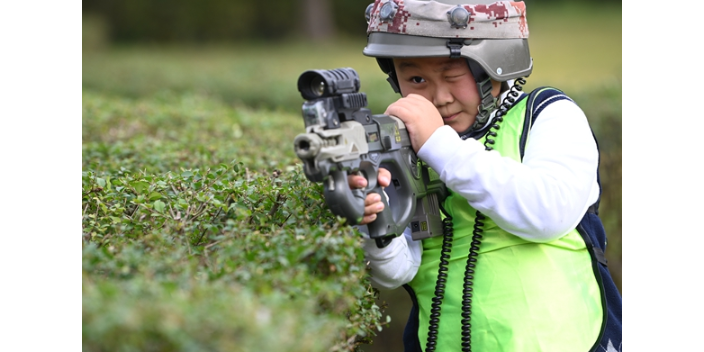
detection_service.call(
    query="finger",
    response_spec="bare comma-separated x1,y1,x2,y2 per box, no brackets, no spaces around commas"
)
347,174,367,189
360,213,377,225
378,168,391,188
364,193,381,206
364,199,384,216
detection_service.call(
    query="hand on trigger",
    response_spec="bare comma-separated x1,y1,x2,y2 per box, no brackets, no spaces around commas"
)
347,167,391,225
385,94,444,153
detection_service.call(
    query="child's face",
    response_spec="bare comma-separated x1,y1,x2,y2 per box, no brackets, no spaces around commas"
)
393,57,500,133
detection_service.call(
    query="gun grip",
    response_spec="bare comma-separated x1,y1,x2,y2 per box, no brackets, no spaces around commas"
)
361,162,395,245
366,185,397,246
323,170,366,225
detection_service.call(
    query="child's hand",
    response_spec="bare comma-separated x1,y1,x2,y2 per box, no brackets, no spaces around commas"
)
347,168,391,225
385,94,443,153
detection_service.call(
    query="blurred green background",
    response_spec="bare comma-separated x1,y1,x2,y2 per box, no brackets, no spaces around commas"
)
83,0,621,351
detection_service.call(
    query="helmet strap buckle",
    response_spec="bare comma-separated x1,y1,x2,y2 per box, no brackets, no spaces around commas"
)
446,38,465,59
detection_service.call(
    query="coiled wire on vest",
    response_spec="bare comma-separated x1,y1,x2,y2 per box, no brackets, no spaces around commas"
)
425,78,527,352
424,204,454,352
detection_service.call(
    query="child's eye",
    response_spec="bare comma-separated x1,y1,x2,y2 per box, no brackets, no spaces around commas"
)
410,76,425,84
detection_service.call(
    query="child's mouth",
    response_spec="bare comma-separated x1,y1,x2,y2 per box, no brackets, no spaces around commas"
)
443,112,460,121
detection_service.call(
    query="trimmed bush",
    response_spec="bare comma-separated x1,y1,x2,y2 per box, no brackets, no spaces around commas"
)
82,91,388,351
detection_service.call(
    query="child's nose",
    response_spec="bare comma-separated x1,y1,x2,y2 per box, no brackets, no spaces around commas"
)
432,85,453,106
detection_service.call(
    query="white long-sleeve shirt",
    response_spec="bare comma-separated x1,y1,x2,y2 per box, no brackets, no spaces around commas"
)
363,94,600,290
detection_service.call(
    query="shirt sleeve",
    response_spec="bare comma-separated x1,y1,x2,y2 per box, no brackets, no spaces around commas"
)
362,226,421,290
417,99,600,242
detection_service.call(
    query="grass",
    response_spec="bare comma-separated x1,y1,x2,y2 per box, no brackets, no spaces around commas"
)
526,2,622,91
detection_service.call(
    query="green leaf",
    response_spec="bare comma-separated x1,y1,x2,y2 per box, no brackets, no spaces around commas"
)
148,191,162,200
130,181,149,194
154,200,165,213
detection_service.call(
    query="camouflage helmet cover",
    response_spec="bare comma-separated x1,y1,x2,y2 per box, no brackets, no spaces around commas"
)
363,0,532,81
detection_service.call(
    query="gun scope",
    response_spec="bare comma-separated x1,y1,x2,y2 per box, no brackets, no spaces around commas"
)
298,68,360,100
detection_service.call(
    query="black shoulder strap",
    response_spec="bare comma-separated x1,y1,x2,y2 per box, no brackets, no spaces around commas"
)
520,87,605,265
519,87,573,160
520,87,601,214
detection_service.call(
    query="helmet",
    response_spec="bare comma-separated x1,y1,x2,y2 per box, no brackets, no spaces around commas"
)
363,0,533,133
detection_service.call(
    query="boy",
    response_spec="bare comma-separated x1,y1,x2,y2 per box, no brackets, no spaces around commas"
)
351,0,622,351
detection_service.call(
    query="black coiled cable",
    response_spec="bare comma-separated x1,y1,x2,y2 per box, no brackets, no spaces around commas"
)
424,205,454,352
426,77,527,352
460,210,484,351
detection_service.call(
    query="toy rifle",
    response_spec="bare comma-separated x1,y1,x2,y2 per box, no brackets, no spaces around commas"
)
293,68,446,248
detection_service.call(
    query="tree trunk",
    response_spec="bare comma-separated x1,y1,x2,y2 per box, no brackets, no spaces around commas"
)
302,0,335,41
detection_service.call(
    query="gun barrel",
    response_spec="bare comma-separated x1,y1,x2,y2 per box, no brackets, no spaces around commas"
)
293,133,324,160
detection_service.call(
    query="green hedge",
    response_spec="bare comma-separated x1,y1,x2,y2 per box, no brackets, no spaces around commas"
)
82,91,388,351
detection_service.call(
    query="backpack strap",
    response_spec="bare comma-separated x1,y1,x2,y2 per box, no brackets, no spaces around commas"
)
520,87,607,265
519,87,574,160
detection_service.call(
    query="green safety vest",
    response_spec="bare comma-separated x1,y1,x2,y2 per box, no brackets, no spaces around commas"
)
407,94,603,351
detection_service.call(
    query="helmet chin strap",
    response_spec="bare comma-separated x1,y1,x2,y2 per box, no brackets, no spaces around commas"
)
457,58,499,139
386,71,401,94
376,58,401,94
458,108,498,140
464,58,497,134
